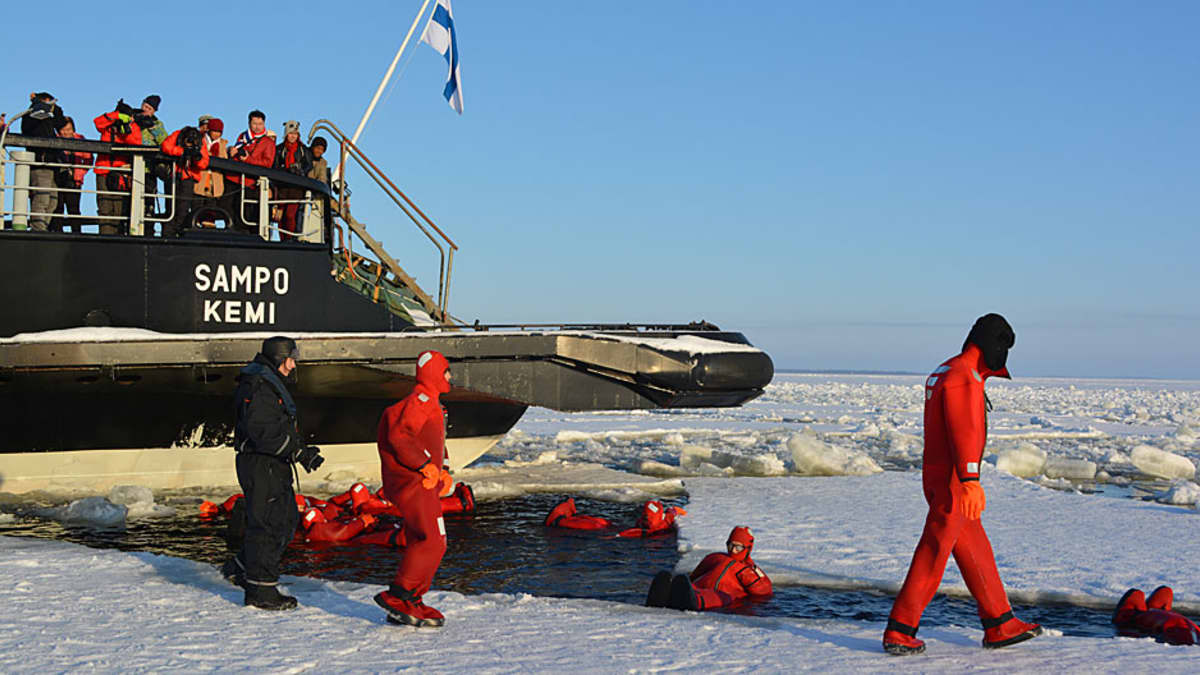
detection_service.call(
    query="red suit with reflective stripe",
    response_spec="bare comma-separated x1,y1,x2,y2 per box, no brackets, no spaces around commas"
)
299,508,375,543
1113,587,1200,646
688,552,773,610
377,351,451,597
616,501,686,538
545,497,611,530
889,344,1014,630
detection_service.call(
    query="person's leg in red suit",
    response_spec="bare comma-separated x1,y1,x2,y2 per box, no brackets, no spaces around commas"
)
388,479,446,597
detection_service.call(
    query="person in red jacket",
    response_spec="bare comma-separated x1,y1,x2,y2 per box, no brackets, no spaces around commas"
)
616,500,686,538
544,497,611,530
647,526,773,610
298,508,376,544
374,350,454,628
161,126,210,236
93,100,143,235
222,109,276,235
1113,586,1200,646
883,314,1042,655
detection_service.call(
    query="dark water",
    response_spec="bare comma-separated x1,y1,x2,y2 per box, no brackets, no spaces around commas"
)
0,493,1119,637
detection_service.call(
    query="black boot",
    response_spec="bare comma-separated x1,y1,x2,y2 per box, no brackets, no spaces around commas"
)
220,558,246,589
244,583,298,611
646,571,672,608
668,574,697,611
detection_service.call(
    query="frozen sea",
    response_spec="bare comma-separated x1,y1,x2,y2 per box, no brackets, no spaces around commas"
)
3,372,1200,672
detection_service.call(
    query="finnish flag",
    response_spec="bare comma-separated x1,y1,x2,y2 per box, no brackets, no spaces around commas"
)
421,0,463,114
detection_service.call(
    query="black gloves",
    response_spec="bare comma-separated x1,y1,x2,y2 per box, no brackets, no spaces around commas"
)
183,146,202,162
295,445,324,473
116,98,136,117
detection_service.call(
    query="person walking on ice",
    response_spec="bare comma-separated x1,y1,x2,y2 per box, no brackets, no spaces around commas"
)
883,313,1042,655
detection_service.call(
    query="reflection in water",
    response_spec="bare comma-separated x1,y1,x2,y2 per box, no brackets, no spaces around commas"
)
0,493,1120,636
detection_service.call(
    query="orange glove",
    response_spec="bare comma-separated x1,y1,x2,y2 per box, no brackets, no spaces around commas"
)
418,463,440,490
961,481,986,520
438,469,454,497
359,513,377,530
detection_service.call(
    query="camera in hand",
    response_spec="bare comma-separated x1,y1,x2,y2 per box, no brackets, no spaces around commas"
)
295,445,324,473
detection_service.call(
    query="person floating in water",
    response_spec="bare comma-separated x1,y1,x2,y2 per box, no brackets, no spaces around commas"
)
616,500,686,538
647,526,772,611
1113,586,1200,646
883,314,1042,655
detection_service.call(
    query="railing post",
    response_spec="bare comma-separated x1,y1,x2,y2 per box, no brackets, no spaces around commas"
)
129,155,145,236
257,176,271,240
0,152,6,230
11,150,33,231
301,190,321,243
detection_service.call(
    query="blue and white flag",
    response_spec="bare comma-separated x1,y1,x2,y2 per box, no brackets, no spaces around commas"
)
421,0,463,114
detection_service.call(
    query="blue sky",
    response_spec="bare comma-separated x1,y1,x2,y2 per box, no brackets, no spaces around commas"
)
6,1,1197,378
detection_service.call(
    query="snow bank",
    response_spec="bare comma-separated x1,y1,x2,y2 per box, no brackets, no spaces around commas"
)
788,431,882,476
37,496,127,529
995,443,1047,478
4,536,1200,673
1129,445,1195,480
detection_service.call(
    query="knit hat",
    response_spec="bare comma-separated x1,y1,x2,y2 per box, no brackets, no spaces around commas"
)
142,95,161,111
261,336,300,367
207,118,224,132
198,114,213,125
283,120,300,135
310,136,327,149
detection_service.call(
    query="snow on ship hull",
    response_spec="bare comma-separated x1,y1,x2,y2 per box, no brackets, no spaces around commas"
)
0,329,772,493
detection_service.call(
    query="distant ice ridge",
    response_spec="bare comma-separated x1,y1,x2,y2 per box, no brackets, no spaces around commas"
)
495,374,1200,488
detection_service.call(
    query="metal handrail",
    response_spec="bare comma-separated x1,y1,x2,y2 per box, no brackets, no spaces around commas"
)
308,119,458,323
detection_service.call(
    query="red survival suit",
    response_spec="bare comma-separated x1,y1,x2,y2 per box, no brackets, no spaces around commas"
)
885,325,1041,655
617,501,687,538
299,508,376,543
374,350,454,627
1113,586,1200,646
544,497,612,530
687,526,773,610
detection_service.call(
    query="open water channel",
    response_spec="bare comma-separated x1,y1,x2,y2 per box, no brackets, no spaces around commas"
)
0,492,1120,638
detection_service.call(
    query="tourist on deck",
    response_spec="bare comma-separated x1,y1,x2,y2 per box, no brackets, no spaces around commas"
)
223,110,276,235
50,117,92,233
883,314,1042,656
195,118,227,227
161,126,209,236
647,526,773,611
135,95,167,230
220,336,324,611
20,92,66,232
308,136,330,185
197,114,213,134
93,99,143,235
374,350,455,628
273,120,313,239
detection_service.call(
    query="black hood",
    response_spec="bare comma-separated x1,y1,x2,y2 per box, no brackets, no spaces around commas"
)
962,313,1015,374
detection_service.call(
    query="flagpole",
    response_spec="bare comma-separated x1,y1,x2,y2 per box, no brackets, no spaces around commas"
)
333,0,433,182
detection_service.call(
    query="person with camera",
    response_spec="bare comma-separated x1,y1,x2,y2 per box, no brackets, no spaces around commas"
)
93,99,143,235
221,336,324,611
19,92,66,232
161,125,210,236
222,110,276,235
272,120,314,239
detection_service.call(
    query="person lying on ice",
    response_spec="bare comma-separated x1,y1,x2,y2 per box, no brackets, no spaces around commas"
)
883,314,1042,655
374,350,455,628
297,508,377,544
616,500,687,538
1113,586,1200,646
544,497,612,530
646,526,772,610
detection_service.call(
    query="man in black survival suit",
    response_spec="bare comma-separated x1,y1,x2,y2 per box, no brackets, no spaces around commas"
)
220,336,324,610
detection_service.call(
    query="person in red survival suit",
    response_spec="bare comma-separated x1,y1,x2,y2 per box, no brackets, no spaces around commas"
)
616,500,687,538
1113,586,1200,646
297,508,377,544
198,493,244,517
884,314,1042,655
373,350,455,628
440,482,475,515
544,497,612,530
647,526,773,610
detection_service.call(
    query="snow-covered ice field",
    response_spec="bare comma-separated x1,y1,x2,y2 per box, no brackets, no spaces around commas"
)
3,373,1200,672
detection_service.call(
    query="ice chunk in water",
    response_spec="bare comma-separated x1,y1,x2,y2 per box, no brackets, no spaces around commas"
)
39,496,127,529
730,454,787,477
1130,445,1196,480
1043,457,1097,481
0,513,14,524
995,443,1047,478
1153,480,1200,506
108,485,153,506
787,431,882,476
679,445,713,470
